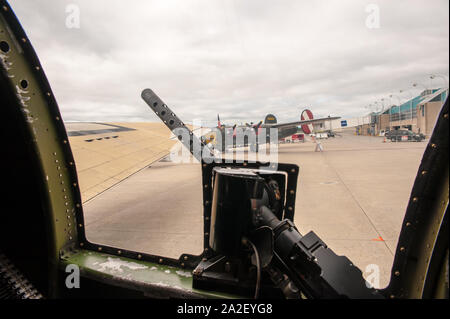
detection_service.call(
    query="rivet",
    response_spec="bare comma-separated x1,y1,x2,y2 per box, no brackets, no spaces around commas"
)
406,222,411,227
159,258,163,263
431,143,437,148
202,258,207,262
79,242,84,247
137,254,142,259
205,232,209,236
400,247,405,252
291,169,295,173
290,190,295,195
69,236,72,240
79,224,83,228
204,184,208,188
243,162,247,166
76,203,80,208
69,162,74,166
35,66,40,71
184,256,188,261
288,206,293,211
204,248,209,252
421,170,427,175
117,250,121,254
98,247,102,251
394,271,400,276
48,93,52,97
63,140,67,144
205,201,209,205
73,183,77,187
443,113,448,119
21,38,26,43
390,295,395,299
412,197,418,202
202,164,207,168
181,263,185,267
3,5,8,11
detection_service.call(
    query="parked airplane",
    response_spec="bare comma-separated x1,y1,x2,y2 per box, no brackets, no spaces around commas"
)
201,110,340,152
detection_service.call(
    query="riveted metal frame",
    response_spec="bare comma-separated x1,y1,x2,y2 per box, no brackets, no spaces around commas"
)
1,0,81,275
382,98,449,299
200,160,299,259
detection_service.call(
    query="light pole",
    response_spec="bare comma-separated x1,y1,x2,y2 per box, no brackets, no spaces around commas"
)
400,89,414,129
390,93,402,131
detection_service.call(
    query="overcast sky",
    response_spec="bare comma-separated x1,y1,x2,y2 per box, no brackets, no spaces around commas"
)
8,0,449,124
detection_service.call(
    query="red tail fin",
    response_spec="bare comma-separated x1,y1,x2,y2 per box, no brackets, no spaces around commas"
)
301,109,314,134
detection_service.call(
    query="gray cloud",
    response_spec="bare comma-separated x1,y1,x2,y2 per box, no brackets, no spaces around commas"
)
8,0,449,124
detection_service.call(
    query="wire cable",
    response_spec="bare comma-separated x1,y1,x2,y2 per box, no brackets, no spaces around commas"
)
244,238,261,299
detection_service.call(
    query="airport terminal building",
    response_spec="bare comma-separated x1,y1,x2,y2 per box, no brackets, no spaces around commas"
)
357,88,448,137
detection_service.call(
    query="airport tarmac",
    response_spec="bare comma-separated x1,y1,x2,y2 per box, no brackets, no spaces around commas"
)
83,132,428,288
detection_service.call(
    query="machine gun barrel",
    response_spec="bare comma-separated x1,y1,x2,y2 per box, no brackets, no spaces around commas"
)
141,88,214,162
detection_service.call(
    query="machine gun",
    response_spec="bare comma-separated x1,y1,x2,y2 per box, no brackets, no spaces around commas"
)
142,88,383,299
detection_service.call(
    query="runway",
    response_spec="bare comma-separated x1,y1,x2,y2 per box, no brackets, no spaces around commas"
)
83,131,427,288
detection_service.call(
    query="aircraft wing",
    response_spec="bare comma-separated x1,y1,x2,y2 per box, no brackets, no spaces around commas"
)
264,116,341,129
